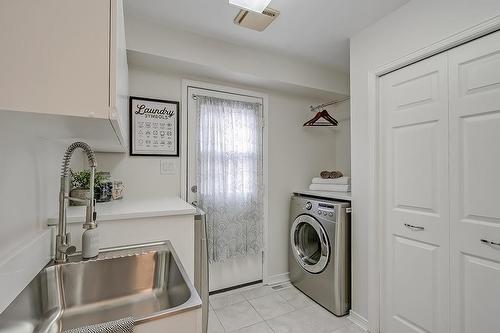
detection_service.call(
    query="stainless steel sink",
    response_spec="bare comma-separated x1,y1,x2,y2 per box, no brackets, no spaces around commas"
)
0,241,201,333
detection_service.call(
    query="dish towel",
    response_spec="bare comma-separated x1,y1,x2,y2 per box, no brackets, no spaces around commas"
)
63,317,134,333
312,177,351,185
309,184,351,192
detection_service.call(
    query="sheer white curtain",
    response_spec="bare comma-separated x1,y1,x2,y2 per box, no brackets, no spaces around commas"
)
196,96,264,263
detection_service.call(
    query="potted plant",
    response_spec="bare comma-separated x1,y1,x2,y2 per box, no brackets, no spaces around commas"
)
70,170,108,206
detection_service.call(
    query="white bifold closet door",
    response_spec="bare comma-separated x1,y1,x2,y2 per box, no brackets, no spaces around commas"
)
380,53,450,333
381,30,500,333
449,31,500,333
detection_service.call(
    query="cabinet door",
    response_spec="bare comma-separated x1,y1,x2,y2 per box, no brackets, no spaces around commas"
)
449,30,500,333
0,0,110,118
109,0,129,147
380,53,450,333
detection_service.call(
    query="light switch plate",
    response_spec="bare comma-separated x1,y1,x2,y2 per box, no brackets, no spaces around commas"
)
160,159,176,175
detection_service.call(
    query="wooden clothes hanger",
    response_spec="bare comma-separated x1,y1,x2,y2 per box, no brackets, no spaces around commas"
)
303,109,339,127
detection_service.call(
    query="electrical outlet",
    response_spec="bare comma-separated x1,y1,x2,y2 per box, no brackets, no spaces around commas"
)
160,159,176,175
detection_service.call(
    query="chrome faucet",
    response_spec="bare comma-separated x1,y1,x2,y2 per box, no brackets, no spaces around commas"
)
55,142,98,263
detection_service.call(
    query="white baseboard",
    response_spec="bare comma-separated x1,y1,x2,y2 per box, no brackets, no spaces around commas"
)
265,272,290,286
349,310,369,331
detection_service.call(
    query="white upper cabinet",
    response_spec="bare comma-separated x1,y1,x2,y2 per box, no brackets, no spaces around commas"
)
0,0,128,151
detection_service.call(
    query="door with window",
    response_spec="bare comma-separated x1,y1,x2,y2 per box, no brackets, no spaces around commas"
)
187,86,265,291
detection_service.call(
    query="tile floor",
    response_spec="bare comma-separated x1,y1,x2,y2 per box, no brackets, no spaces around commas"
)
208,284,365,333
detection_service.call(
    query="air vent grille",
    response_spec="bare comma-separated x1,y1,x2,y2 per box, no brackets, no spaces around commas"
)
262,9,277,17
234,7,280,32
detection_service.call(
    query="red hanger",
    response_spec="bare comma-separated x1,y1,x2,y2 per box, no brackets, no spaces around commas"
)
303,109,338,127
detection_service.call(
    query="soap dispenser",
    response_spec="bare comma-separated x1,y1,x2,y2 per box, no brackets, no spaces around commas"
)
82,225,99,259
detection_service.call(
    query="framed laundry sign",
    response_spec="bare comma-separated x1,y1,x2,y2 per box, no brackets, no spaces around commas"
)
129,96,180,156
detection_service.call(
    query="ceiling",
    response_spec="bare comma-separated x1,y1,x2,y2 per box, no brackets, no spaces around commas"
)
124,0,409,73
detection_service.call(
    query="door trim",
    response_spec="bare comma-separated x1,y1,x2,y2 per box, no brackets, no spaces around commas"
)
368,15,500,333
180,79,270,284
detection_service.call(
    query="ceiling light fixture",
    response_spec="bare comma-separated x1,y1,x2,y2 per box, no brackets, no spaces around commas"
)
229,0,272,13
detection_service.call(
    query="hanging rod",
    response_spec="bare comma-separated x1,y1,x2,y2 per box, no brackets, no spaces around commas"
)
310,97,350,112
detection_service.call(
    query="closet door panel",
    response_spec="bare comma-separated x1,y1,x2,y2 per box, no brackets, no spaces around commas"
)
391,236,439,333
461,114,500,219
381,53,449,333
460,254,500,332
449,30,500,333
384,55,449,240
393,122,438,213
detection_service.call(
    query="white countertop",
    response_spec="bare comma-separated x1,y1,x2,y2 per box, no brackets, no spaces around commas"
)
293,190,352,201
47,197,196,225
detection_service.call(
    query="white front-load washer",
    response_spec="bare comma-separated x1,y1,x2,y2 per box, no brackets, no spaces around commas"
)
289,194,351,316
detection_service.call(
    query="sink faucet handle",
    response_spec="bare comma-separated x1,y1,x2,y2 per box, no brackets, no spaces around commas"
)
67,196,91,205
59,244,77,256
56,233,77,256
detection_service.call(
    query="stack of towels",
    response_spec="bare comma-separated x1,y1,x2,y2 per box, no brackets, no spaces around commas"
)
309,176,351,192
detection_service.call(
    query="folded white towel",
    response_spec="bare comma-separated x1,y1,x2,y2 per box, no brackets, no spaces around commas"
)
312,177,351,185
309,184,351,192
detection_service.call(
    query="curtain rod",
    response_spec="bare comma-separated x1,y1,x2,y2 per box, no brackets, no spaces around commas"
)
192,93,263,105
310,97,350,112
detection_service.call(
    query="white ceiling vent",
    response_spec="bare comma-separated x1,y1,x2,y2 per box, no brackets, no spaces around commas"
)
233,7,279,32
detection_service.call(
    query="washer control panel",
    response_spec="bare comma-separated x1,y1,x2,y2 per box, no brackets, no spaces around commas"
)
316,210,334,217
312,202,337,220
292,195,350,222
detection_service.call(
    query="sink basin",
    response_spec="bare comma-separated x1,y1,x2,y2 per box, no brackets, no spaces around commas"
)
0,241,201,333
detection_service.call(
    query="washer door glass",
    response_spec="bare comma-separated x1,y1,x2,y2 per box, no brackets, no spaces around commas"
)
290,215,330,274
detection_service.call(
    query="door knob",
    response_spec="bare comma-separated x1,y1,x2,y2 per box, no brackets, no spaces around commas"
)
191,185,198,193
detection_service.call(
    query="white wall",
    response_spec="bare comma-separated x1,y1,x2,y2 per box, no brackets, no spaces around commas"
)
326,101,351,176
267,92,340,277
125,14,349,97
334,120,351,176
0,111,64,255
0,110,73,312
96,68,183,199
98,64,346,280
350,0,500,328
